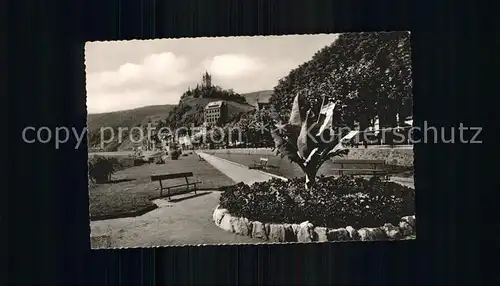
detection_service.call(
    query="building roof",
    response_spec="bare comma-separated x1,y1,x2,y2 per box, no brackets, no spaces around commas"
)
205,100,224,109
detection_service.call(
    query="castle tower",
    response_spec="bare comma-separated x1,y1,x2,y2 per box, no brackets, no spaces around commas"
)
202,71,212,88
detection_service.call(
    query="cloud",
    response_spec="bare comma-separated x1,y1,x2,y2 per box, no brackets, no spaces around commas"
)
87,49,327,113
85,35,340,113
86,52,295,113
204,54,263,78
207,57,297,94
86,52,189,93
87,89,181,114
86,52,195,113
87,52,274,113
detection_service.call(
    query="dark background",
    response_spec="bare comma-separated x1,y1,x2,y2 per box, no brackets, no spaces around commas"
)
4,0,492,284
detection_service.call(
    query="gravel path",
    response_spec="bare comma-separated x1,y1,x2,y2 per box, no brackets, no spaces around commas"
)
90,154,271,248
91,192,261,249
197,152,286,185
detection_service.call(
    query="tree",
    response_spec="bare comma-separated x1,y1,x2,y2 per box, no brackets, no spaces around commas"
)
88,156,116,183
269,31,412,140
249,107,275,147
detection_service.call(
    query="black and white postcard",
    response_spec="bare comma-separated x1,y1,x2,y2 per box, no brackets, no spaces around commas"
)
86,32,415,249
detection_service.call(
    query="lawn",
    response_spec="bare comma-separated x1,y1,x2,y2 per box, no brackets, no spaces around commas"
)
210,153,413,179
88,153,236,220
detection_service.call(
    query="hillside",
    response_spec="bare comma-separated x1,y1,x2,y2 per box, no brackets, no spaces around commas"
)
86,83,273,151
240,90,273,106
164,96,255,129
87,104,175,151
87,96,256,151
87,104,175,133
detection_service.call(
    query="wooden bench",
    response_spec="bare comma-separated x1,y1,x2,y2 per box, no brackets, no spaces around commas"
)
150,172,202,200
331,159,390,178
251,157,269,170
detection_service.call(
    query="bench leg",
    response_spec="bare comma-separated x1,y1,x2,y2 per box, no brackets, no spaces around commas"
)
193,183,197,194
159,181,163,197
185,177,190,193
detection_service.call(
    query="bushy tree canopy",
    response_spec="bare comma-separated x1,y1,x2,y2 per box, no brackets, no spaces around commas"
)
270,31,412,131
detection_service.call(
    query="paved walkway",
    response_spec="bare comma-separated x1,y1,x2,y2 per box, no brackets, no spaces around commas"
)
90,153,282,249
91,191,261,248
90,153,277,248
197,152,287,186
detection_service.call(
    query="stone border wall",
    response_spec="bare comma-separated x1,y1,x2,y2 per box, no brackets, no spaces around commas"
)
213,205,416,242
199,148,413,167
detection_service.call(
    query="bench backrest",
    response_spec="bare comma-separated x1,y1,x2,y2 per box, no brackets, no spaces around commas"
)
332,159,386,164
151,172,194,181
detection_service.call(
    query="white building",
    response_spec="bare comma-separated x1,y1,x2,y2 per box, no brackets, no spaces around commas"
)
204,101,227,126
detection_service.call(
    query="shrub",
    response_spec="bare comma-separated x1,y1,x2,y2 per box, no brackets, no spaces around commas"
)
219,175,415,229
88,155,116,184
133,158,145,166
169,144,182,160
170,150,181,160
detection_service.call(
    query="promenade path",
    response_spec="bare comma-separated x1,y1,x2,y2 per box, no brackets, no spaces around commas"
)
196,152,287,185
90,153,278,248
91,191,262,248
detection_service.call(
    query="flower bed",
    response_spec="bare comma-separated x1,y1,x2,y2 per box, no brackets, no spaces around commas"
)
216,175,415,242
219,175,415,230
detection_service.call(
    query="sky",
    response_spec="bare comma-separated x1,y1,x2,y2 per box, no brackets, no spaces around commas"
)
85,34,339,114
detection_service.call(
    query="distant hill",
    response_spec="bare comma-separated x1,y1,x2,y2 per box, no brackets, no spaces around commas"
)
87,104,175,133
87,104,175,151
241,90,273,106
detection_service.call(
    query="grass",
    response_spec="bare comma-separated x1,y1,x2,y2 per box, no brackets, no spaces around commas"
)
211,153,414,179
88,153,236,220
